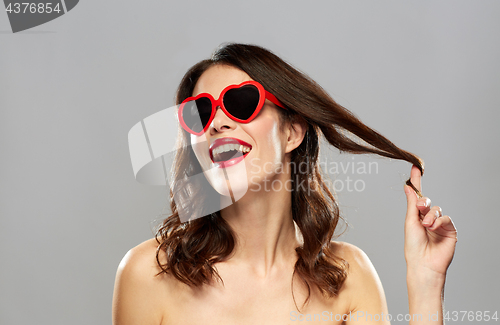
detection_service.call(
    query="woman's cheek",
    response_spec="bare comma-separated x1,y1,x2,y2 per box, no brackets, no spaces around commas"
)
266,122,285,164
191,135,211,169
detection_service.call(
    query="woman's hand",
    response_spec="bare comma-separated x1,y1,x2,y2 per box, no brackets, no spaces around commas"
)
404,166,458,280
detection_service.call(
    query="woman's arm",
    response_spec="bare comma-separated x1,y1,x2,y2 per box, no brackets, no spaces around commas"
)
344,166,457,325
404,166,458,324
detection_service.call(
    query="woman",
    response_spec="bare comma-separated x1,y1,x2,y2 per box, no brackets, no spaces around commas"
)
113,43,457,324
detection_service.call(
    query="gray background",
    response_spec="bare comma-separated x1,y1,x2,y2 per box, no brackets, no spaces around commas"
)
1,1,499,324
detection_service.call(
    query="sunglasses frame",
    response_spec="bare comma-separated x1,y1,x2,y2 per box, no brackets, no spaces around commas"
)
178,80,286,136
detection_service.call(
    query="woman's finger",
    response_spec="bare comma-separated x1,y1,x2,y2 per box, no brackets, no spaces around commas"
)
404,185,422,227
404,165,424,223
416,197,432,218
422,206,442,227
410,165,422,193
429,215,457,234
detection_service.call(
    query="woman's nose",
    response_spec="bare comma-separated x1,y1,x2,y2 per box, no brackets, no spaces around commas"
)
210,106,237,134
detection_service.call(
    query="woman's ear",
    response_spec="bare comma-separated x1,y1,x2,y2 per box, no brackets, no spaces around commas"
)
285,117,307,153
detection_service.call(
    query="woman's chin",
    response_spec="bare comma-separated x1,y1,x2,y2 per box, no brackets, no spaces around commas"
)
204,165,250,200
213,179,249,199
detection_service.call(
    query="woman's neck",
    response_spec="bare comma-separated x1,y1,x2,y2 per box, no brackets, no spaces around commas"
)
220,180,300,278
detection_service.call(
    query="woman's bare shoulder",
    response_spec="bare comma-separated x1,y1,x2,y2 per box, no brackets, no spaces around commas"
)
115,237,181,292
329,241,388,316
118,238,162,271
112,238,172,325
329,241,370,264
328,240,382,282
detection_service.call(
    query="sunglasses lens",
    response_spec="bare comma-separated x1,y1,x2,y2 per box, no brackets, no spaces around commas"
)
181,97,212,133
223,85,260,120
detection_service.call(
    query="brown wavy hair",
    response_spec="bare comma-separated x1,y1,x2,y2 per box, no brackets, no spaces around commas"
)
155,43,424,309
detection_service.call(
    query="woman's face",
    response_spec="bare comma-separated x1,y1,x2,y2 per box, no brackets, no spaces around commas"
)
190,65,291,199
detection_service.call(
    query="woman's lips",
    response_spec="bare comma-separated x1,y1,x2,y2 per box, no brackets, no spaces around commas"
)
209,137,252,168
214,152,250,168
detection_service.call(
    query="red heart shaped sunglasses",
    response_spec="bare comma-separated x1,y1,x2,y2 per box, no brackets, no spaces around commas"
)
178,81,286,136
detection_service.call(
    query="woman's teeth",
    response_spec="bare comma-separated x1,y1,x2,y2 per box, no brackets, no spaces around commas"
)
213,144,251,162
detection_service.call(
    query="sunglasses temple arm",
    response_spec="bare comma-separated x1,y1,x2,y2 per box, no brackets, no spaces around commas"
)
265,91,286,109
